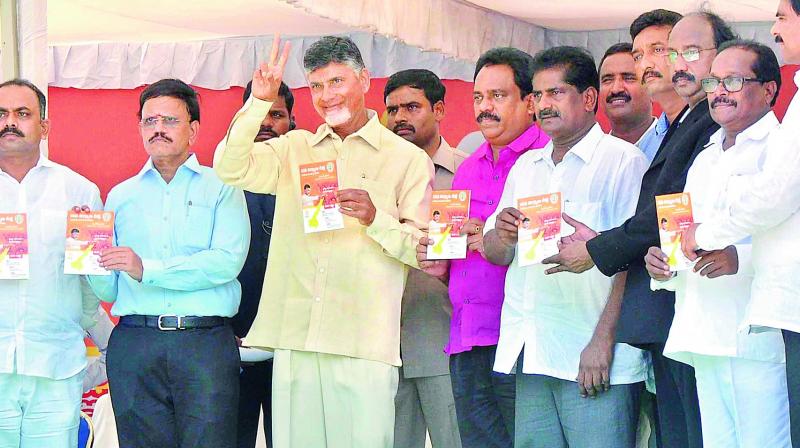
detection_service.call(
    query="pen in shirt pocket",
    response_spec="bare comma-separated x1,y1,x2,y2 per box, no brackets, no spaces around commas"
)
186,200,192,217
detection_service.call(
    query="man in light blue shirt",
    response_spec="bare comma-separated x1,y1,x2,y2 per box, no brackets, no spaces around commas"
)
0,79,103,448
89,79,250,448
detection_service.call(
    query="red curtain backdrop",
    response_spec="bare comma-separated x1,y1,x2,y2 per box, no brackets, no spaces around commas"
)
48,65,798,198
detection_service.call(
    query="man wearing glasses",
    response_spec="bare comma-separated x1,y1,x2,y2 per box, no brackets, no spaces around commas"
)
647,40,790,448
542,11,736,448
89,79,250,448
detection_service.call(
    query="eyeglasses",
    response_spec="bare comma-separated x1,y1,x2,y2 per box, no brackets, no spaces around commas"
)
667,47,716,63
700,76,764,93
139,115,183,128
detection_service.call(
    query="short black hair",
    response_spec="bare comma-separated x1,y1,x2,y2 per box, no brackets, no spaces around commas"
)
599,43,634,71
532,46,599,112
242,81,294,114
791,0,800,15
0,78,47,119
474,47,535,98
71,228,80,233
630,9,683,41
303,36,365,73
433,210,440,215
717,39,782,106
384,69,446,107
687,11,738,48
138,79,200,122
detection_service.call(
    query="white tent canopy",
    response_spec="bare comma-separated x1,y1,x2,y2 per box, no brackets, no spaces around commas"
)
44,0,784,89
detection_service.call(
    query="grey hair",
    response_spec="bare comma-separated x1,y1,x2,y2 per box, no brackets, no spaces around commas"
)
303,36,366,74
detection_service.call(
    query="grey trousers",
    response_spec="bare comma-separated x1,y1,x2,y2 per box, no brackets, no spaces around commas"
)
515,373,643,448
394,368,462,448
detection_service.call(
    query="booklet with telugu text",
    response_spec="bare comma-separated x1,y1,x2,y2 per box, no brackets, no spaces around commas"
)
299,160,344,233
517,193,561,267
655,192,695,271
64,210,115,275
427,190,470,260
0,213,29,279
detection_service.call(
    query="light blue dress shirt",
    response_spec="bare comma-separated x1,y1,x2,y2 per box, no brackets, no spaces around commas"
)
636,112,670,163
89,154,250,317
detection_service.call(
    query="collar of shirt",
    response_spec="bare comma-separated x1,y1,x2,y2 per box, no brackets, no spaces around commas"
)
0,152,57,181
528,122,603,166
655,112,670,135
633,116,658,148
708,111,779,151
474,122,546,163
135,153,202,180
431,137,457,174
795,70,800,89
309,110,382,149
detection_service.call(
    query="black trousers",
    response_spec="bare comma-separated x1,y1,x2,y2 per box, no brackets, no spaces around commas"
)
107,323,240,448
449,345,516,448
237,360,273,448
647,343,703,448
783,330,800,448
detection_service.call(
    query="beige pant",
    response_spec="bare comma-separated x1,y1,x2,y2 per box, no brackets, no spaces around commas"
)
272,349,399,448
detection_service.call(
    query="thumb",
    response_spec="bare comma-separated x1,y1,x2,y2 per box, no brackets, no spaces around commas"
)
562,212,587,230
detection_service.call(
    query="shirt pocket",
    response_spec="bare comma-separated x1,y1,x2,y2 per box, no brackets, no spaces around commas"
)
181,203,214,250
360,178,398,218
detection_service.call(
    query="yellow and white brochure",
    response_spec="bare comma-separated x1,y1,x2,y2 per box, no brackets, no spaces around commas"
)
299,160,344,233
64,210,115,275
0,213,29,279
655,192,695,271
517,193,562,267
427,190,470,260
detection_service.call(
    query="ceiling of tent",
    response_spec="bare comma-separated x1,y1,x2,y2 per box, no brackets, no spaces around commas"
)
48,0,781,45
465,0,779,31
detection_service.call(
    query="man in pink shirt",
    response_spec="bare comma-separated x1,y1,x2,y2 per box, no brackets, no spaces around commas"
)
417,47,549,448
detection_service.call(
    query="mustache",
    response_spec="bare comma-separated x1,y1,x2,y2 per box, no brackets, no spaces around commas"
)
148,132,173,143
711,96,737,108
641,69,662,84
776,35,784,44
538,108,560,119
672,71,696,84
392,123,415,134
256,126,278,137
606,92,632,103
476,111,501,123
0,126,24,138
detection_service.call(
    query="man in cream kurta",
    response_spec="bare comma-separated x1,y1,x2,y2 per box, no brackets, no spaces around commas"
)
214,36,433,448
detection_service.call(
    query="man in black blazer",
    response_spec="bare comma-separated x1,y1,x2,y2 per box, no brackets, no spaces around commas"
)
543,11,736,448
232,80,295,448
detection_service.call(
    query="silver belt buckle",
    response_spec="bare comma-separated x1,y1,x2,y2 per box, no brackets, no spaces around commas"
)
157,314,182,331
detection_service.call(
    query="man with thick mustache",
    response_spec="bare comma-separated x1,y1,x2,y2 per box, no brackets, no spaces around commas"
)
542,11,736,448
647,39,790,447
384,68,465,448
233,80,294,448
415,47,549,448
681,1,800,444
88,79,250,448
598,43,658,158
0,79,103,447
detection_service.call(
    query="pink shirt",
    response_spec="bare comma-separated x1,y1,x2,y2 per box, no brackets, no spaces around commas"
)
446,124,549,354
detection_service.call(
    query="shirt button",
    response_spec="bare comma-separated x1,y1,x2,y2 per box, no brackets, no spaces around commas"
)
314,297,321,302
324,238,331,244
493,175,499,181
461,271,467,277
488,200,494,205
163,245,168,250
464,299,471,304
319,268,325,273
163,216,168,222
165,191,170,196
167,303,172,307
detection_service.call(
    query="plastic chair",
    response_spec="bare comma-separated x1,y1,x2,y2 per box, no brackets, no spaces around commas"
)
78,411,94,448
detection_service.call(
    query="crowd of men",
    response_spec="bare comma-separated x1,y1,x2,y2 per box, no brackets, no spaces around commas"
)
1,0,800,447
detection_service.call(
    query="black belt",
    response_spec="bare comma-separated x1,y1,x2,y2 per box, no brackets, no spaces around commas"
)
119,315,228,331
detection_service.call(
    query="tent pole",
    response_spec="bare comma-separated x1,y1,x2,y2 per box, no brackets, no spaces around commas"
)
1,0,21,80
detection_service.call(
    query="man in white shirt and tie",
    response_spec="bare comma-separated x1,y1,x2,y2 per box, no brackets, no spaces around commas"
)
680,1,800,444
648,40,790,448
0,79,103,447
483,46,649,448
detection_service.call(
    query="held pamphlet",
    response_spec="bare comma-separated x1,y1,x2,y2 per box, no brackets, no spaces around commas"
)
300,160,344,233
517,193,562,267
0,213,29,279
427,190,470,260
64,210,115,275
655,192,694,271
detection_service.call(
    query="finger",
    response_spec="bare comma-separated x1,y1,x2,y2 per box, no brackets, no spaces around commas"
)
544,265,570,275
601,368,611,392
701,263,723,278
269,34,281,66
101,262,131,272
591,369,605,395
577,371,588,398
541,254,561,265
276,40,292,71
419,237,432,246
562,212,587,230
693,256,714,273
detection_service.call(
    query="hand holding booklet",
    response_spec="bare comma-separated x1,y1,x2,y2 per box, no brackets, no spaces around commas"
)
655,192,694,271
516,193,561,267
426,190,470,260
0,213,29,279
300,160,344,233
64,210,115,275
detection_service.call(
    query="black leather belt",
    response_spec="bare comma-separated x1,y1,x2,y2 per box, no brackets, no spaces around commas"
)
119,315,228,331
